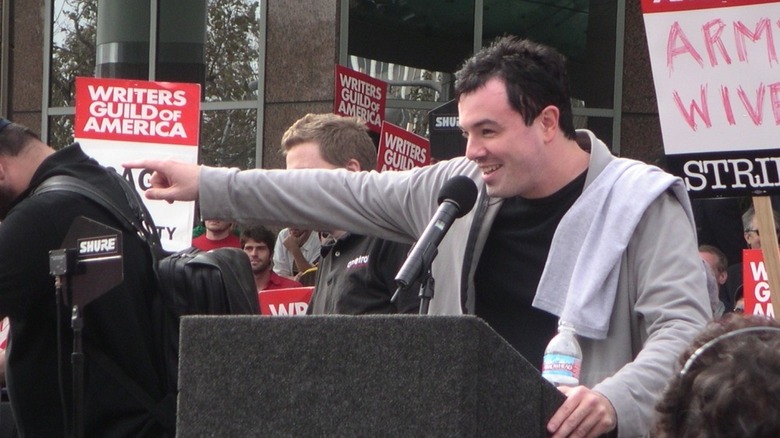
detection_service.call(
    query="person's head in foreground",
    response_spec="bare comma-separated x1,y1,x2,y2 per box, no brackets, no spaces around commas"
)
654,313,780,437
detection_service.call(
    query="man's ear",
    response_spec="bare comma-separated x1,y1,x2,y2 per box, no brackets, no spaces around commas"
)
344,159,362,172
538,105,560,143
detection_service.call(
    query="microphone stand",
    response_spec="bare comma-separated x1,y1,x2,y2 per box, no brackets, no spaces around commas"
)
418,268,435,315
47,216,125,438
49,248,85,438
72,304,84,438
392,246,439,314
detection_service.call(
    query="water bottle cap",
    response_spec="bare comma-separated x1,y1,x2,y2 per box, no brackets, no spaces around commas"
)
558,320,576,333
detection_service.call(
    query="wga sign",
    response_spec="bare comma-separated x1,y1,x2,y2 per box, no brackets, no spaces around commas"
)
268,302,308,316
258,287,314,316
743,249,775,318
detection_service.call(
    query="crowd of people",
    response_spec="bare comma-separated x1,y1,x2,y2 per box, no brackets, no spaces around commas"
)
0,35,778,437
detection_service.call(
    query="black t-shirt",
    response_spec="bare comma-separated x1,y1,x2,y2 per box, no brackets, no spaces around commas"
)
474,171,586,369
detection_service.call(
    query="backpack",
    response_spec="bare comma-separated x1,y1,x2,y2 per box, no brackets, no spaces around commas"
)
33,173,259,433
155,246,259,387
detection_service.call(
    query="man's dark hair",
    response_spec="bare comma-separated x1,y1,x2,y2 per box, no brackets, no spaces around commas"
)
454,36,576,140
0,119,41,156
240,224,276,254
654,314,780,437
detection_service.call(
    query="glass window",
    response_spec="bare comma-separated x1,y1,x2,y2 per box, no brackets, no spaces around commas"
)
200,108,256,169
48,114,75,150
204,0,261,103
51,0,98,108
349,1,475,75
348,0,619,149
483,0,617,142
200,0,262,167
349,55,447,136
348,1,475,137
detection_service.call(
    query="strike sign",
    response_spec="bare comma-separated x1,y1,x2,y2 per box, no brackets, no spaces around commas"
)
74,76,201,251
641,0,780,198
742,249,775,318
334,65,387,133
258,287,314,316
376,121,430,171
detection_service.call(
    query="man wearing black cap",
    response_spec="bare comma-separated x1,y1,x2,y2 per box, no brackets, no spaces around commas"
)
0,119,172,436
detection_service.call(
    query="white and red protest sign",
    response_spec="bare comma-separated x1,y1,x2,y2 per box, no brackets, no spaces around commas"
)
334,64,387,133
74,77,201,251
376,121,430,171
641,0,780,198
258,287,314,316
742,248,776,317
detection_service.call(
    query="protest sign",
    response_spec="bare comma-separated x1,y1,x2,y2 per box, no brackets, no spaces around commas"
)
376,121,430,171
749,196,780,313
258,287,314,316
334,65,387,133
75,76,201,251
742,248,776,317
641,0,780,198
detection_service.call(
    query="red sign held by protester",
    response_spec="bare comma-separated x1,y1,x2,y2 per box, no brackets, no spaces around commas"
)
376,121,430,171
258,287,314,316
75,77,200,146
334,65,387,133
742,249,776,318
74,76,201,251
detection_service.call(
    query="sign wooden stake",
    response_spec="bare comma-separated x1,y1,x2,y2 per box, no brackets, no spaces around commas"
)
752,196,779,319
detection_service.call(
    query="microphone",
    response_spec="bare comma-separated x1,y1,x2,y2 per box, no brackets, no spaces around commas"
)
394,175,478,290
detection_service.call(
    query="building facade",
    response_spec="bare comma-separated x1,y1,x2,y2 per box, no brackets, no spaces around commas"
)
0,0,664,170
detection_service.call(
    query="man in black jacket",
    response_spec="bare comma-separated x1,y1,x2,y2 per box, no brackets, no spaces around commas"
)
280,113,420,315
0,118,172,436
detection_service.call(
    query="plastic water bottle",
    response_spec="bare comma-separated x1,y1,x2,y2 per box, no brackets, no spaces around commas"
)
541,320,582,386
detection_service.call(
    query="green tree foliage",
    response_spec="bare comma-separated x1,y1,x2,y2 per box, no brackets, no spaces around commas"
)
50,0,98,147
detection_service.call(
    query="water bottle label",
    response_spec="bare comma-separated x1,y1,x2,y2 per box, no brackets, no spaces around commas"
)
541,353,581,380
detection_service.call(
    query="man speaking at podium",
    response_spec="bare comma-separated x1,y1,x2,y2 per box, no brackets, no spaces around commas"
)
126,37,710,437
0,119,171,436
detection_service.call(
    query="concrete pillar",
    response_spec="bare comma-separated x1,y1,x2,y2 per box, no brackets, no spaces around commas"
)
157,0,207,87
96,0,205,88
96,0,151,79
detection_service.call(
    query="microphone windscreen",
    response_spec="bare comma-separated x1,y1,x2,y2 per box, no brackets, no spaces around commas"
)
437,176,478,218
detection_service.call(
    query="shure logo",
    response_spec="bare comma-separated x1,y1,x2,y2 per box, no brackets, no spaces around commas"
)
78,235,119,256
434,116,459,129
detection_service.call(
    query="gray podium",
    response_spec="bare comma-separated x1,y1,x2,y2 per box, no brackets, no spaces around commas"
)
177,315,565,436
